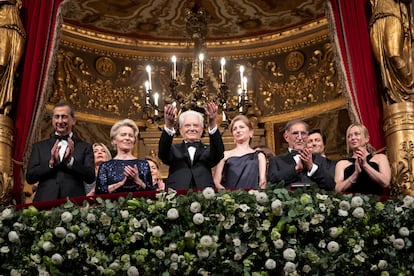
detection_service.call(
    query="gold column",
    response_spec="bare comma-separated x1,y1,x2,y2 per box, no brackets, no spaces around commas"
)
0,115,14,205
383,102,414,196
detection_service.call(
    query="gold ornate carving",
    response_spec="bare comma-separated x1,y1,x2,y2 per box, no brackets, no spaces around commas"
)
285,50,305,72
95,56,117,77
383,102,414,196
0,0,26,115
0,115,14,205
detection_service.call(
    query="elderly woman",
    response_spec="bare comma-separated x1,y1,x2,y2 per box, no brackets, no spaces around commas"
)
335,123,391,195
95,119,153,194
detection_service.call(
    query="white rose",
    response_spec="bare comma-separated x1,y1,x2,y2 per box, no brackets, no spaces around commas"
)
302,264,312,273
54,227,67,239
86,213,96,222
1,208,13,220
192,213,205,225
352,207,365,219
338,209,348,217
398,227,410,237
200,235,213,248
51,253,63,265
170,262,178,271
42,241,54,251
271,199,282,209
351,196,364,207
256,192,269,205
10,269,21,276
284,262,296,273
378,260,388,270
8,231,19,243
283,248,296,261
127,266,139,276
65,233,76,244
170,253,179,262
233,238,241,247
13,222,24,230
202,187,215,199
167,208,179,220
61,211,73,223
327,241,339,253
402,195,414,208
265,258,277,270
169,243,177,251
190,201,202,213
120,210,129,219
393,238,405,250
151,226,164,237
339,200,351,211
197,249,209,259
0,246,10,253
273,239,284,249
155,250,165,259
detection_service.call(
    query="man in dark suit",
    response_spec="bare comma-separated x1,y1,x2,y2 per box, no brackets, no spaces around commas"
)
26,101,95,202
158,102,224,190
267,119,335,190
307,128,337,186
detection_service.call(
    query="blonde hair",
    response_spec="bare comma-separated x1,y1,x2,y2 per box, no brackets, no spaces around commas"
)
346,123,376,155
92,143,112,161
110,119,139,148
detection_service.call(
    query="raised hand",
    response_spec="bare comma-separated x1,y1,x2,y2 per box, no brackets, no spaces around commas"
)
205,102,218,129
164,104,177,130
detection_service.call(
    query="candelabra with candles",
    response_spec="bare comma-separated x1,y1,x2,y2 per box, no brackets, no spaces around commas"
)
142,4,251,128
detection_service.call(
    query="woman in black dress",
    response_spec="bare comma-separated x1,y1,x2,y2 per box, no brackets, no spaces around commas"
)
214,115,266,190
95,119,153,194
335,123,391,195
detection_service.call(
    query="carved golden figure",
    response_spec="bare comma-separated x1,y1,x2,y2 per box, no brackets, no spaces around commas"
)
369,0,414,103
0,0,25,115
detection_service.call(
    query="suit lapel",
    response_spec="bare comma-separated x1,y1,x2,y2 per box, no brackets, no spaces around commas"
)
193,142,207,164
280,151,295,165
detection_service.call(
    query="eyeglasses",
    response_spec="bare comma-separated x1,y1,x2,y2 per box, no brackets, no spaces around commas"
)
291,131,308,137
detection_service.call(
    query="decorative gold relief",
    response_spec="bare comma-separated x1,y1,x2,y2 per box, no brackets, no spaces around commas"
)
383,102,414,196
285,50,305,72
0,115,14,205
95,56,116,77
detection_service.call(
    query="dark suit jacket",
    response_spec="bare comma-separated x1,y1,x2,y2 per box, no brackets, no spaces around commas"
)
267,151,335,190
26,136,95,202
158,129,224,190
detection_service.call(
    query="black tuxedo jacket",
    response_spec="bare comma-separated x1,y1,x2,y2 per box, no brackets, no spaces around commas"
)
158,129,224,190
26,135,95,202
267,151,335,190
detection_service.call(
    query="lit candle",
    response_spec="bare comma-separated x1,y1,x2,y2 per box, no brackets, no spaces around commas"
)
239,65,244,90
144,81,150,105
146,65,152,90
221,58,226,83
154,92,159,116
199,53,204,78
222,103,227,121
243,76,247,93
238,88,243,113
171,56,177,80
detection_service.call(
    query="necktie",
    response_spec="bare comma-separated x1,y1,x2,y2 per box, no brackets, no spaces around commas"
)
55,134,70,141
290,150,299,156
187,141,201,148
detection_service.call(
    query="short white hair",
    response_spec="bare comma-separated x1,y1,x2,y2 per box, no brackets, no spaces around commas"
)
179,110,204,128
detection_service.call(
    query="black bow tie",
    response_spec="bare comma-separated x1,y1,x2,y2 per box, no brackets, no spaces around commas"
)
290,150,299,156
55,134,70,141
186,141,201,148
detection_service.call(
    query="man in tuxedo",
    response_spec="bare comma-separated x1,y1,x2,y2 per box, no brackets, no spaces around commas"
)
267,119,334,190
158,102,224,190
26,101,95,202
307,128,337,186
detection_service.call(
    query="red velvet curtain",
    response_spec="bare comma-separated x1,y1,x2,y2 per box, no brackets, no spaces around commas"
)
328,0,385,149
12,0,64,203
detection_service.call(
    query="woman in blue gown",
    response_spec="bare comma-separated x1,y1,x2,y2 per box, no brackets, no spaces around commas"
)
214,115,267,189
95,119,154,194
335,123,391,195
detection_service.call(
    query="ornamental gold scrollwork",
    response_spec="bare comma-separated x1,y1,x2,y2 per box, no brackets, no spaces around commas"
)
390,140,414,195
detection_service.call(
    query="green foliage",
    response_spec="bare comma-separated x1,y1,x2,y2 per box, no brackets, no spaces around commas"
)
1,188,414,275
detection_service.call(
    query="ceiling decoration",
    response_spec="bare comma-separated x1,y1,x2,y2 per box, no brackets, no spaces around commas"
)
62,0,326,42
